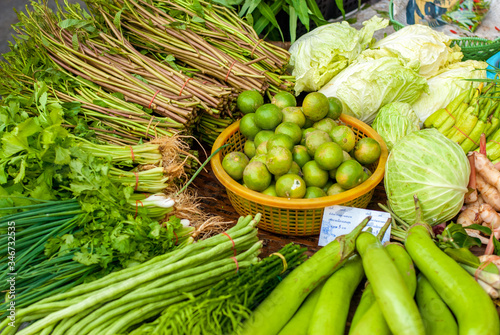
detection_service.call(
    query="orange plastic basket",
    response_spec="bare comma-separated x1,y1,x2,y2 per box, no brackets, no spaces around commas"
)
211,114,388,236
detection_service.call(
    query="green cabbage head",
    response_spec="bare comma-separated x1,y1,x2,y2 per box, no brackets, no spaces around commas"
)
288,16,388,95
372,102,420,151
385,128,470,226
319,51,428,124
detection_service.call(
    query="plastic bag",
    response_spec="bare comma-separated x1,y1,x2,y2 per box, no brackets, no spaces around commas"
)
442,0,491,32
393,0,491,32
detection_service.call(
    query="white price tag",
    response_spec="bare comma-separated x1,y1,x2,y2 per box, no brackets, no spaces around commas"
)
318,205,391,247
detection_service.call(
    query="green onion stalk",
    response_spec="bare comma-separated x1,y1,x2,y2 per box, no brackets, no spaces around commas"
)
133,243,307,335
2,214,262,335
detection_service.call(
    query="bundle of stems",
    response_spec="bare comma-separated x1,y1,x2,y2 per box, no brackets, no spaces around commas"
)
0,40,184,146
88,0,294,95
16,1,235,128
195,113,239,145
134,243,307,335
3,214,262,335
425,82,500,153
0,196,195,313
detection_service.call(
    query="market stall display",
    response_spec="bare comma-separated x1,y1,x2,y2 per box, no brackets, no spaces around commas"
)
1,0,500,333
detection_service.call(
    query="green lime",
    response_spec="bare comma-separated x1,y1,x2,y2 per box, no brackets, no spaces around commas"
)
244,140,256,159
302,92,329,121
313,118,338,134
250,154,267,164
323,180,334,193
239,113,262,140
276,174,306,199
288,161,301,175
282,107,306,128
266,146,293,176
262,183,277,197
327,97,343,120
303,117,315,128
237,90,264,114
300,127,316,146
353,137,381,165
327,183,346,196
335,160,365,190
222,151,249,181
243,161,272,192
272,91,297,110
292,145,312,168
275,122,302,145
343,150,354,162
304,186,327,199
253,130,275,148
255,141,268,156
302,160,329,188
329,125,356,152
329,168,337,179
314,142,343,170
267,134,294,152
305,130,332,156
254,104,283,130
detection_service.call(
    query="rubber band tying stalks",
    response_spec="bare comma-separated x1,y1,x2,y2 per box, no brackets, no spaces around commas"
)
225,61,236,82
222,232,237,256
452,126,478,147
231,256,239,273
173,231,178,245
444,108,455,120
271,252,288,274
148,90,161,108
134,172,139,191
129,146,135,163
134,200,144,219
179,78,193,96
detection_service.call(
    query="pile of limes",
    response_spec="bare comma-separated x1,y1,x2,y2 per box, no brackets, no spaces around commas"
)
222,90,382,199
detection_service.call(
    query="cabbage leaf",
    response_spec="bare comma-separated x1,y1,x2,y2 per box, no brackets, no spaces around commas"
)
372,102,420,151
288,16,388,95
373,24,463,78
319,52,428,124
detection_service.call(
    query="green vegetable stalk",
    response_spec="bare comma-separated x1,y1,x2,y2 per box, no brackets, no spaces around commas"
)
133,243,307,335
240,216,370,335
1,214,262,335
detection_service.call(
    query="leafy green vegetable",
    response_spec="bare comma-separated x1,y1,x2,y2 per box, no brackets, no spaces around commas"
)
373,24,463,78
289,16,388,95
372,102,420,151
385,129,470,226
319,49,428,124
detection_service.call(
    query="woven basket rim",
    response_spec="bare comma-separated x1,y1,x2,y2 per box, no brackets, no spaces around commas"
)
211,114,388,210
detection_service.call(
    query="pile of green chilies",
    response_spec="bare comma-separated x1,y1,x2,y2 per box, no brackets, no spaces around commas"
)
3,214,262,335
133,243,307,335
0,200,85,312
424,82,500,153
